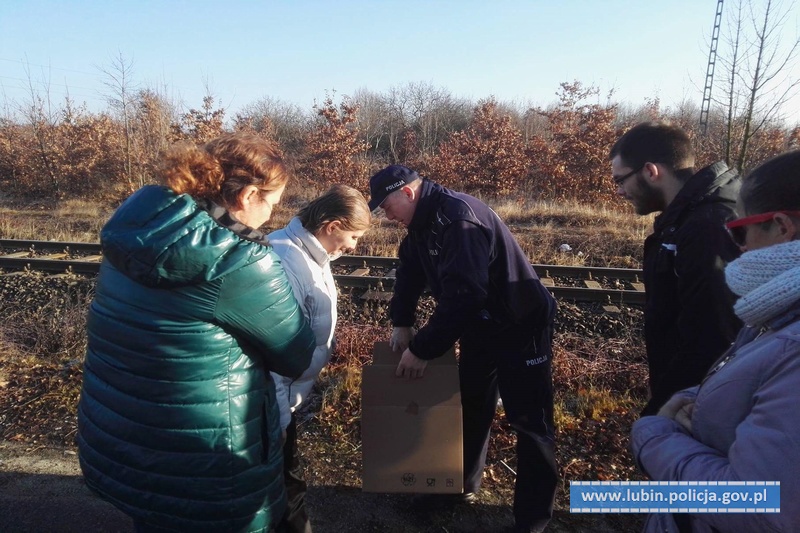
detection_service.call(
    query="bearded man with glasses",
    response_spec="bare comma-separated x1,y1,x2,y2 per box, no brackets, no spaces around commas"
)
610,122,743,417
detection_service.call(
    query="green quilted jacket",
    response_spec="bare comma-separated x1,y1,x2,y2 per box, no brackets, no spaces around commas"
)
77,185,315,532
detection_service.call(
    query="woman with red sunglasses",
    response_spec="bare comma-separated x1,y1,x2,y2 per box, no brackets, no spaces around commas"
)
631,149,800,533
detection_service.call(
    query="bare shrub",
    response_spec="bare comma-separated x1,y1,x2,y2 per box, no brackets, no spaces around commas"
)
0,273,91,445
330,324,386,367
553,333,646,394
0,286,90,364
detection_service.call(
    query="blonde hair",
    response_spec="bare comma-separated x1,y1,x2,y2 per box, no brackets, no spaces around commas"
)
159,132,289,209
298,184,371,234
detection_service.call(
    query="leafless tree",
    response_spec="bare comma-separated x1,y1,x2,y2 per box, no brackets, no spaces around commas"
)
236,96,309,152
382,85,411,163
714,0,800,171
351,87,390,157
402,82,471,158
20,58,61,196
369,82,471,164
99,52,137,188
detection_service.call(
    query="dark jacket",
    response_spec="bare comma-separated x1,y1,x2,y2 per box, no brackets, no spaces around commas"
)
641,162,742,416
77,185,315,532
390,179,556,360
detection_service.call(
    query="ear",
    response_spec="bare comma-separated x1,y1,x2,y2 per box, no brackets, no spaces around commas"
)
644,162,661,182
324,220,342,235
773,213,799,242
401,185,417,202
237,185,260,209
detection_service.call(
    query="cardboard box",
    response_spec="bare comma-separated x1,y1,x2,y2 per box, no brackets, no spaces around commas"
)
361,341,464,493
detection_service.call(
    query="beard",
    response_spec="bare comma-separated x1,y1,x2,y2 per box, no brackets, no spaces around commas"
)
632,174,666,215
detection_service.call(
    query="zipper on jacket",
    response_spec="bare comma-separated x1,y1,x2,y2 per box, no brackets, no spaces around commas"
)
701,325,769,384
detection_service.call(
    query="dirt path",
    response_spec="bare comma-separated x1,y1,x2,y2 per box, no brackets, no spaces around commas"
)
0,442,132,532
0,441,641,532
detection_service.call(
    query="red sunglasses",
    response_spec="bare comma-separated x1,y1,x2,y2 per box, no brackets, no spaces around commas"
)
725,210,800,246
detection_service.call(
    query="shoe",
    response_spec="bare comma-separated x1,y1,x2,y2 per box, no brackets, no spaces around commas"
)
457,491,478,504
410,492,477,511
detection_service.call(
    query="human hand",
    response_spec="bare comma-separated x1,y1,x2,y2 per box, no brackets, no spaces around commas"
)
390,327,415,352
657,392,695,433
673,402,694,433
395,348,428,379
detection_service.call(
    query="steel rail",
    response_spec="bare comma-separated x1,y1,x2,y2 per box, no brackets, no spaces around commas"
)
0,239,102,255
0,239,643,280
336,274,645,305
0,257,102,275
0,255,645,305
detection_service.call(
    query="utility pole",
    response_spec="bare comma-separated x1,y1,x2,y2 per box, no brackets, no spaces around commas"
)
700,0,724,135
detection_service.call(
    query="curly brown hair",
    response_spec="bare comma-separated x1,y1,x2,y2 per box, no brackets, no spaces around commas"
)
159,132,289,209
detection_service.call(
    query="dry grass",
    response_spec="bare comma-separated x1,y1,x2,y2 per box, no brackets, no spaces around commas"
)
493,198,652,267
0,190,651,269
0,198,111,242
493,197,649,230
271,191,652,267
555,387,641,427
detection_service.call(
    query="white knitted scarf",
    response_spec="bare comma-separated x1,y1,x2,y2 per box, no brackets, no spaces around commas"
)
725,240,800,326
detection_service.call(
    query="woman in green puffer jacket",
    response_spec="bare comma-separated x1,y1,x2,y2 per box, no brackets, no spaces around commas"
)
77,132,316,532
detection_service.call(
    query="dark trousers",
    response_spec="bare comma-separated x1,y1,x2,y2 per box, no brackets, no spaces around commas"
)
276,414,312,533
459,317,558,532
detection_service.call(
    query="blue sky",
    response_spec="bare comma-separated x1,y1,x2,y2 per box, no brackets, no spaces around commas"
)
2,0,799,123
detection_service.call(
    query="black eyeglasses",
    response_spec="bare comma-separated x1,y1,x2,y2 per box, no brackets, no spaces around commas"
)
612,165,644,187
725,210,800,246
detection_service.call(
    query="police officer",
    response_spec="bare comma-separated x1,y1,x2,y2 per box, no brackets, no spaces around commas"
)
368,165,557,533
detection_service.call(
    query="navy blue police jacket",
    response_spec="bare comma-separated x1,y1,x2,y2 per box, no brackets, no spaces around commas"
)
390,179,556,360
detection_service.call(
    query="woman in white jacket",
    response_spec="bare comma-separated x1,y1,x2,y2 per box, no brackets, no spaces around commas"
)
268,184,371,533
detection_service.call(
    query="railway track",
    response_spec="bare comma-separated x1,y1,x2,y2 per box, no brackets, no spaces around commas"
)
0,239,646,305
